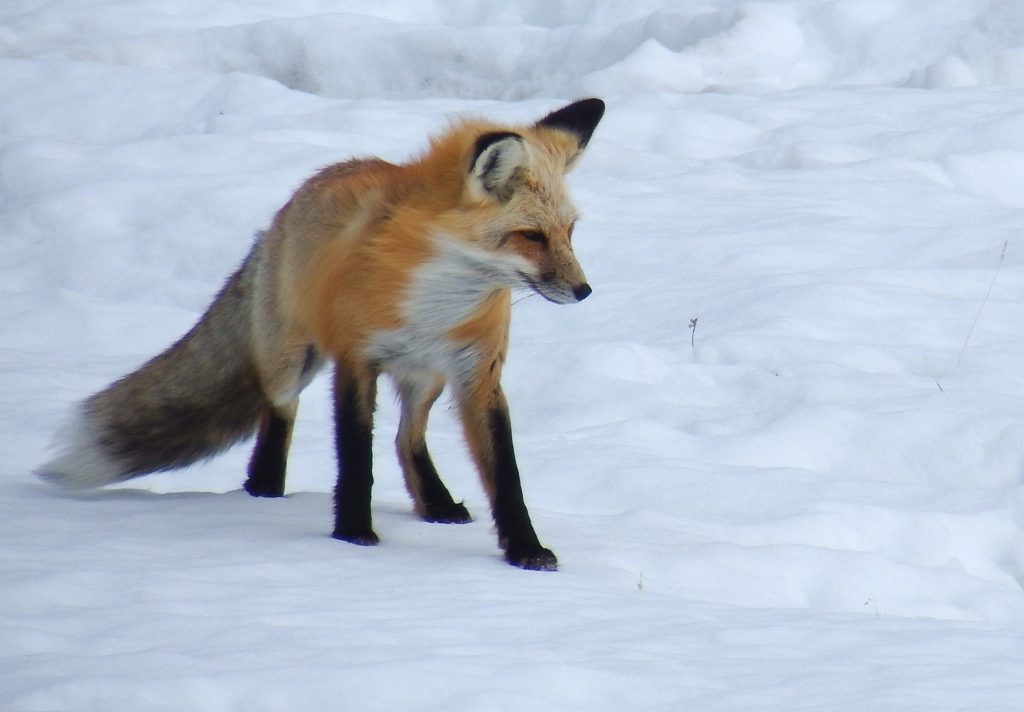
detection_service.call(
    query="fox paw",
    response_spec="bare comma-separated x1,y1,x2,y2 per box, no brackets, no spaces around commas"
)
504,544,558,572
421,500,472,524
243,479,285,498
332,527,380,547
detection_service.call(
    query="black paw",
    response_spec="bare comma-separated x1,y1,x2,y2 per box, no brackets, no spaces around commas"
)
332,528,380,546
504,544,558,571
243,479,285,498
422,500,472,524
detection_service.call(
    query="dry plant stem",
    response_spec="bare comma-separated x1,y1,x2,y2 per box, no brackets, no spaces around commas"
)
957,241,1008,368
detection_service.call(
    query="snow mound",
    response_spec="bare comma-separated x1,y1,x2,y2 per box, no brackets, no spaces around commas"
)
4,1,1024,99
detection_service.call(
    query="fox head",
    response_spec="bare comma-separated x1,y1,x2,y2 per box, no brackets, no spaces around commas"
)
463,98,605,304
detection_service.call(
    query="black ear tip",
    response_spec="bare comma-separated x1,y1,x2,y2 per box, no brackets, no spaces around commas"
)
576,97,606,117
537,98,606,146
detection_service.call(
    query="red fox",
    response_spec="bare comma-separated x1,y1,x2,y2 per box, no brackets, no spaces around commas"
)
37,98,605,570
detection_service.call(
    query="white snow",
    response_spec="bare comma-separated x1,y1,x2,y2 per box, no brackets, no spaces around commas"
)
4,1,1024,710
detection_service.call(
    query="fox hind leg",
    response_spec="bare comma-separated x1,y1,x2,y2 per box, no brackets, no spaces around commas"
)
331,362,380,546
244,401,297,497
395,375,471,524
244,344,320,498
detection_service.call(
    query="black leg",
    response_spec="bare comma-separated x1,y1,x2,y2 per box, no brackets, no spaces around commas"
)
486,405,557,571
410,445,472,524
395,376,471,524
331,366,378,546
244,403,295,498
458,382,556,571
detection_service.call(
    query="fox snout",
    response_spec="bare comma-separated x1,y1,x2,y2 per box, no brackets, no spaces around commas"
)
534,251,592,304
530,268,591,305
544,243,591,304
502,228,591,304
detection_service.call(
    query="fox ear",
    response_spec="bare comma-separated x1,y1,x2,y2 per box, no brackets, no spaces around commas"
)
536,98,605,169
469,131,529,202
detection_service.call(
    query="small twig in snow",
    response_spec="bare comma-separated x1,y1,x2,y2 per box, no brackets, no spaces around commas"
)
957,241,1008,367
689,317,699,349
864,596,880,616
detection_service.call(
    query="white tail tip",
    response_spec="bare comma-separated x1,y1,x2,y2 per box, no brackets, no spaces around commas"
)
36,408,123,491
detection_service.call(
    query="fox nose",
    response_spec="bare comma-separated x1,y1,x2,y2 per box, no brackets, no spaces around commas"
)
573,283,592,301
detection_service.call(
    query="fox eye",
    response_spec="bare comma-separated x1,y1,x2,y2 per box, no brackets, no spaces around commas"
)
520,230,548,245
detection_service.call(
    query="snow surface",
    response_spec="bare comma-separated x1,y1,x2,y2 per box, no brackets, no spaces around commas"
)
4,1,1024,709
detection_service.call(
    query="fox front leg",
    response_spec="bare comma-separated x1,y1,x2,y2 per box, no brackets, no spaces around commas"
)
394,374,472,524
458,384,556,571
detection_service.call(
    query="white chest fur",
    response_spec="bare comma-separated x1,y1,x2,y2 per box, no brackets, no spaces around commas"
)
366,236,527,383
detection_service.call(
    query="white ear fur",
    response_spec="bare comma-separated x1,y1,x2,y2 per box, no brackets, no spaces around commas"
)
469,133,530,202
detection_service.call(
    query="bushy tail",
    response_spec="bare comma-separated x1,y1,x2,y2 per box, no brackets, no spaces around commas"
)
38,255,267,490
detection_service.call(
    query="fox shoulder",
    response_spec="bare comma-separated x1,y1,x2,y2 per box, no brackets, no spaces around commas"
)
279,158,399,225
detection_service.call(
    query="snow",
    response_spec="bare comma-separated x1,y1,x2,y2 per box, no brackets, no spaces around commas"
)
3,1,1024,709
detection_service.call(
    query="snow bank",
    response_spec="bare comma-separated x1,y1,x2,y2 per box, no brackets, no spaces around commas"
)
5,0,1024,99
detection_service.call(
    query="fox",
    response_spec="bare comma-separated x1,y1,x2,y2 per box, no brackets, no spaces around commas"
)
37,98,605,570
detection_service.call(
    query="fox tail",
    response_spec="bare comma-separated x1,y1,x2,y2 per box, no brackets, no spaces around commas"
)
37,252,267,490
